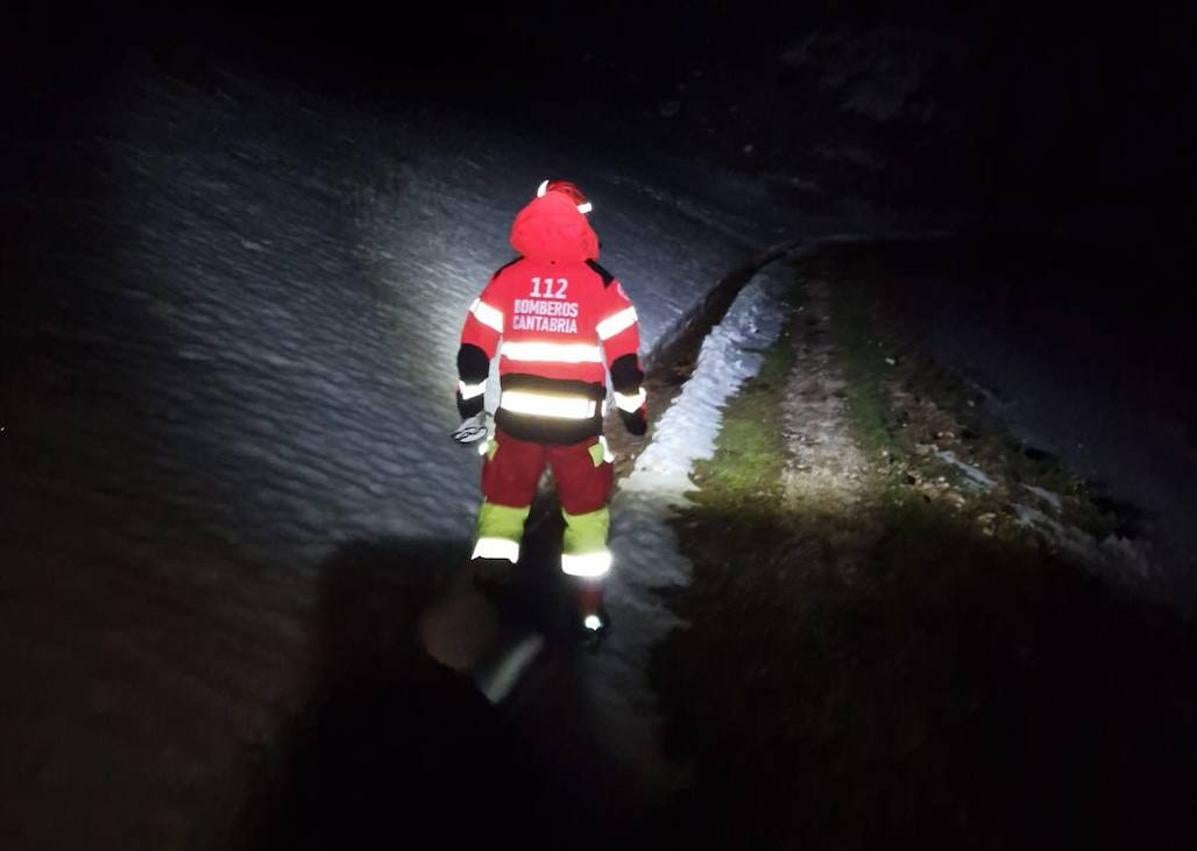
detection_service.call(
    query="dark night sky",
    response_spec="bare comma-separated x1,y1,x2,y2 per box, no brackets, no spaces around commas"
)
6,1,1195,243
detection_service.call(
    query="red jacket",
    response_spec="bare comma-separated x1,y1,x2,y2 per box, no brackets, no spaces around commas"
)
457,191,646,444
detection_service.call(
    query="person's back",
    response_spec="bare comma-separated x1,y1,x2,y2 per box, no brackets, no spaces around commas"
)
453,180,647,638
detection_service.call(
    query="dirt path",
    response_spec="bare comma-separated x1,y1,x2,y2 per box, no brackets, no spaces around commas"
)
781,278,870,506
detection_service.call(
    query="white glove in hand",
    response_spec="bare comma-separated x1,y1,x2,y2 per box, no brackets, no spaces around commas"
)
451,412,490,445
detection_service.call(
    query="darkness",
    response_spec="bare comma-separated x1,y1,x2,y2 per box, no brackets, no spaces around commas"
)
9,2,1194,240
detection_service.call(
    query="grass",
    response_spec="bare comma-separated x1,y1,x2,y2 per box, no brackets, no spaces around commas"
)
649,260,1196,850
816,247,1125,543
686,308,798,503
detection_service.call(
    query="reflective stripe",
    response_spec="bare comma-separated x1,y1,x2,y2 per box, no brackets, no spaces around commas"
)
458,380,487,400
500,390,598,420
470,299,504,333
537,179,592,214
596,306,637,340
472,537,520,562
613,387,646,413
500,340,603,363
561,551,612,578
598,436,615,464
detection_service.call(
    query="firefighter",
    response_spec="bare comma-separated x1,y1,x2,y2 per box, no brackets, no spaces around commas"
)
451,179,648,640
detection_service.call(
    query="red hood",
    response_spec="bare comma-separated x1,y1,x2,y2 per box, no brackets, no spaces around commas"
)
509,192,599,263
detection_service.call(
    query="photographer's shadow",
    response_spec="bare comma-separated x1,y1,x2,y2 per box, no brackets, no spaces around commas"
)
238,537,589,850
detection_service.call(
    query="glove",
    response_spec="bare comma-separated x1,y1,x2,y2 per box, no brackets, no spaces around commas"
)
451,412,490,445
619,403,648,436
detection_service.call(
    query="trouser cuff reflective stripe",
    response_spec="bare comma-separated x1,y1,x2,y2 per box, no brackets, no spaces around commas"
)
472,537,520,563
561,550,612,577
561,506,611,577
474,501,531,562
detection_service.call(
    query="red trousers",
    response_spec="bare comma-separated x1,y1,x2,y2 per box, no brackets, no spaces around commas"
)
482,430,613,514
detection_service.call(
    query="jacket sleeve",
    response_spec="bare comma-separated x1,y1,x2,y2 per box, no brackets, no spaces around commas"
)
595,276,647,435
455,273,506,419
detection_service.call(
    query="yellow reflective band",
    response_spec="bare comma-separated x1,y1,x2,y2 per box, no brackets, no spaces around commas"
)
500,340,603,363
471,537,520,562
596,306,637,340
613,387,646,413
500,390,598,420
458,380,487,400
561,550,612,578
470,299,504,333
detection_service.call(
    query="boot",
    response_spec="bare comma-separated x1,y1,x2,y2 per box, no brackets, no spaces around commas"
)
576,580,610,649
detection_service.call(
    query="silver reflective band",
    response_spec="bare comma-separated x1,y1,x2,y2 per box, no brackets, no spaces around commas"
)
500,390,598,420
470,299,504,333
596,306,637,340
458,380,487,400
472,537,520,562
613,387,647,413
535,179,591,213
561,551,612,578
500,341,603,363
583,614,602,631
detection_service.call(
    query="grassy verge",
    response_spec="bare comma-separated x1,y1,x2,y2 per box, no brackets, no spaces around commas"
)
649,262,1196,850
815,245,1130,543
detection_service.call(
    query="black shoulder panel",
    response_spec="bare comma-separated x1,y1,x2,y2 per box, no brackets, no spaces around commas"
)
585,259,616,287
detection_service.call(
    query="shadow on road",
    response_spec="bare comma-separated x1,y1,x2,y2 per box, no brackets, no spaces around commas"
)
235,537,598,851
654,495,1197,849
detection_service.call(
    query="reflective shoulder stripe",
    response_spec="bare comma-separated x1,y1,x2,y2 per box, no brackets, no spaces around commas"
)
500,390,598,420
613,387,646,413
458,380,487,400
596,306,638,341
500,340,603,363
561,550,612,577
470,299,504,333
